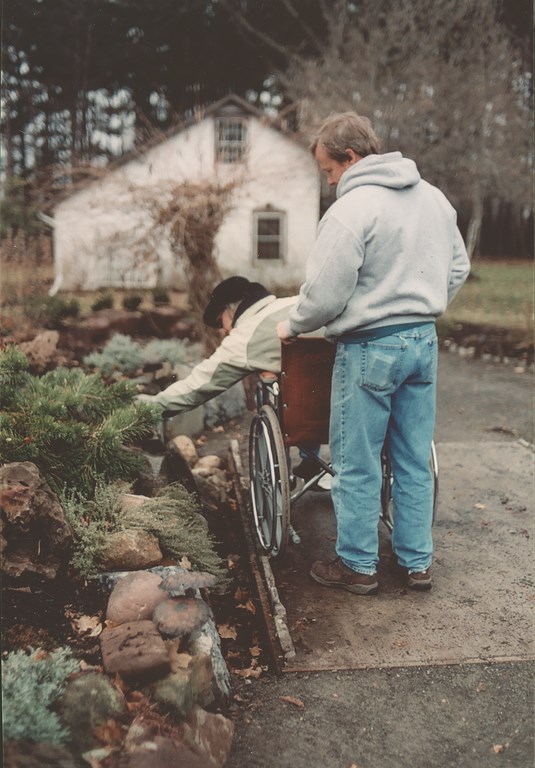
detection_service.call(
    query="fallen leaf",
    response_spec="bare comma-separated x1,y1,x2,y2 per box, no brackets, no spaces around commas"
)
249,645,262,657
71,614,102,637
233,666,263,679
492,744,506,753
233,693,247,702
475,682,487,693
237,599,256,614
128,690,145,702
218,623,238,640
281,695,305,708
93,718,123,745
474,503,487,510
234,586,248,602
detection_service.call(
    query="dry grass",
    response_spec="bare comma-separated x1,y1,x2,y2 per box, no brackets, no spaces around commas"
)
0,234,190,336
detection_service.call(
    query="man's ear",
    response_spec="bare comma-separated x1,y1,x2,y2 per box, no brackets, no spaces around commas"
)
345,148,362,165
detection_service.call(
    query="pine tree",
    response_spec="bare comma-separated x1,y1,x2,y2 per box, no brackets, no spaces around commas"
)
0,346,160,496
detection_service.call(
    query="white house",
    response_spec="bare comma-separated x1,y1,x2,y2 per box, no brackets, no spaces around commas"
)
50,95,321,294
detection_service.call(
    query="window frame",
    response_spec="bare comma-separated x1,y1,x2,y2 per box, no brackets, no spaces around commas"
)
253,209,286,262
215,117,247,164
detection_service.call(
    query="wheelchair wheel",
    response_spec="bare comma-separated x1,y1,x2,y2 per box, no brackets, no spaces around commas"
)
380,440,439,531
249,405,290,558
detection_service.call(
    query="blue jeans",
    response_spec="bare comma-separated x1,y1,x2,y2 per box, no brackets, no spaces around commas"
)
329,324,438,575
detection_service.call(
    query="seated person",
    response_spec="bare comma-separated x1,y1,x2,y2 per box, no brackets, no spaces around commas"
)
137,276,326,485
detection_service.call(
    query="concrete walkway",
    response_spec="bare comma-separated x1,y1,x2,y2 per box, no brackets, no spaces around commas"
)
226,352,534,768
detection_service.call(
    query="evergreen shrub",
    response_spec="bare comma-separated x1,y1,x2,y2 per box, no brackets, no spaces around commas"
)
91,292,114,312
23,295,80,328
61,481,128,577
84,334,145,375
122,293,143,311
84,334,191,375
152,287,170,305
143,338,190,367
61,480,224,581
0,345,159,496
3,647,79,745
131,482,226,580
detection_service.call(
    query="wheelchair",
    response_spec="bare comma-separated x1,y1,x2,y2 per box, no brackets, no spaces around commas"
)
248,337,439,559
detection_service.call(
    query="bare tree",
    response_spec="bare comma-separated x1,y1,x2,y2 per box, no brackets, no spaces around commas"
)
226,0,532,259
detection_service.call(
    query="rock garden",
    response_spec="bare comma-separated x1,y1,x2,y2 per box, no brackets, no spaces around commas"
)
1,296,265,768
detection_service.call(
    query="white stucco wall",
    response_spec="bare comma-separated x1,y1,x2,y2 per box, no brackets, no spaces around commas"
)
52,111,319,293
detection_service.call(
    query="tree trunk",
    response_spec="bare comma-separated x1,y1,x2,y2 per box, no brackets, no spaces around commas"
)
465,192,483,261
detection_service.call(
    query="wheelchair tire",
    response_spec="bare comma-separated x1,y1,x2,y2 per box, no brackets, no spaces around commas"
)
249,405,290,558
380,440,439,531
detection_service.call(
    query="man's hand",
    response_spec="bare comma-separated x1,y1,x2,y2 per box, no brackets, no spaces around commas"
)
276,320,297,345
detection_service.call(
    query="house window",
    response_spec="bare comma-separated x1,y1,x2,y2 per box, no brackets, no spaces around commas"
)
254,210,286,261
216,118,247,163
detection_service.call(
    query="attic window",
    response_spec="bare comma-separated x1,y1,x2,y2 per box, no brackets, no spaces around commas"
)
253,210,286,261
215,117,247,163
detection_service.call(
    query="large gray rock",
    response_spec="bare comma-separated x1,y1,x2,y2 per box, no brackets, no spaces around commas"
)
97,529,162,571
100,620,171,681
0,462,73,579
58,672,126,753
106,571,167,625
149,652,213,718
149,667,195,718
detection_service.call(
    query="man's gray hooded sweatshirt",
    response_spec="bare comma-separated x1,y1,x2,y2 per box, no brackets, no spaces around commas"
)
284,152,470,341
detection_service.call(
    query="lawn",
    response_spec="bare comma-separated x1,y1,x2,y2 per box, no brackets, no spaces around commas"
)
440,259,534,337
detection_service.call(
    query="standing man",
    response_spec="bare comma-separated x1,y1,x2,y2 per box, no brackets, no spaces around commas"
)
277,112,470,594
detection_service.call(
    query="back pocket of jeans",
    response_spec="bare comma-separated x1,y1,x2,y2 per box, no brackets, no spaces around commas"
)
360,343,400,392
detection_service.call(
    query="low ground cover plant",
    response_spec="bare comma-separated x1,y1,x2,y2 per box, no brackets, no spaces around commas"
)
3,646,79,745
84,333,194,376
62,480,225,581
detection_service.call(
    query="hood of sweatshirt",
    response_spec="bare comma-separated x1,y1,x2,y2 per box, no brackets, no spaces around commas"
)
336,151,421,199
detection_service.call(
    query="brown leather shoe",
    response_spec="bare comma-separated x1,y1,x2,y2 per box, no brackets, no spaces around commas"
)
407,568,432,590
310,557,378,595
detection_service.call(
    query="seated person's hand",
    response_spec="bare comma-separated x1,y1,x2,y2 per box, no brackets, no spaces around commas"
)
276,320,296,345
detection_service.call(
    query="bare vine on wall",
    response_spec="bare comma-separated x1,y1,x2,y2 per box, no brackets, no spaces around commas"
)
117,176,239,355
154,181,236,355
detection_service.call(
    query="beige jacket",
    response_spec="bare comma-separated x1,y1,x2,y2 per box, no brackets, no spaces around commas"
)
138,295,297,414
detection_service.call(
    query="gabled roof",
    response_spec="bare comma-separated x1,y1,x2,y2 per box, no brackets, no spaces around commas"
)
51,94,300,209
